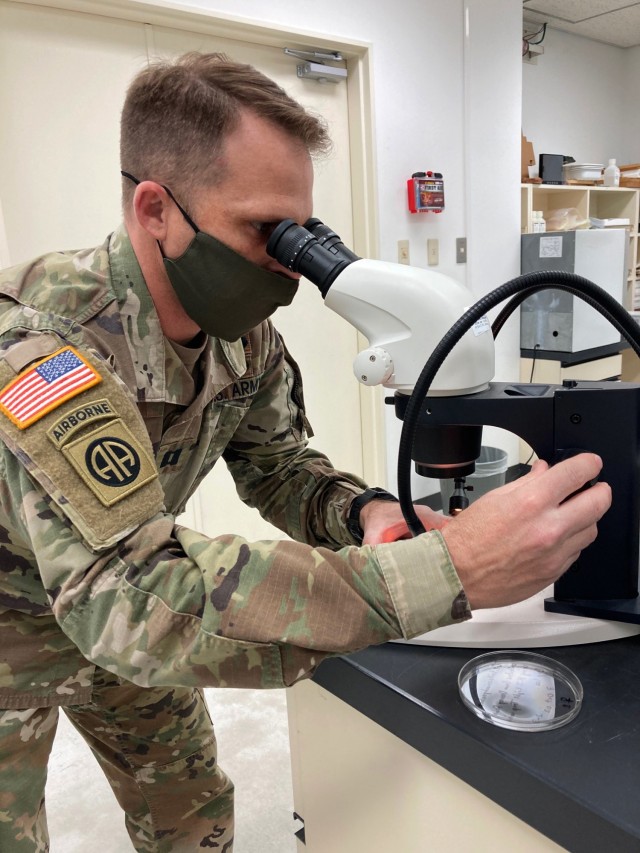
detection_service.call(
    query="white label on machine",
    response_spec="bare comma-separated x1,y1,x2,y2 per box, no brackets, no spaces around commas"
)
472,315,491,336
539,235,563,258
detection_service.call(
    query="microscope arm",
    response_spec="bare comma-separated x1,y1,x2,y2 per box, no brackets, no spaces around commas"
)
322,258,495,395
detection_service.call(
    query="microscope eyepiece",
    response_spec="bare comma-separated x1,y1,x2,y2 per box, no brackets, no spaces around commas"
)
266,220,314,268
303,218,360,262
266,219,358,297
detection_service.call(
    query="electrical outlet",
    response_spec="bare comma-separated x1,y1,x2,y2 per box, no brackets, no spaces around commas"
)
427,238,439,266
398,239,410,265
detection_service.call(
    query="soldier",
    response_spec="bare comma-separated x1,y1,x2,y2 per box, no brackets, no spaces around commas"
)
0,53,609,851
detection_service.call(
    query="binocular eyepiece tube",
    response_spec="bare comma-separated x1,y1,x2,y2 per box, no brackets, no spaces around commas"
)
266,218,359,297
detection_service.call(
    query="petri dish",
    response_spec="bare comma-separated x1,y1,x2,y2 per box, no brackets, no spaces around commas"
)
458,650,583,732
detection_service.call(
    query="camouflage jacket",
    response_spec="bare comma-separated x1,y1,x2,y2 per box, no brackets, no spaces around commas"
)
0,225,469,709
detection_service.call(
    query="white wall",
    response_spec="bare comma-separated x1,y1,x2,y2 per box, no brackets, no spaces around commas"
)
385,0,524,497
522,27,627,165
464,0,523,474
624,46,640,162
158,0,471,275
153,0,523,495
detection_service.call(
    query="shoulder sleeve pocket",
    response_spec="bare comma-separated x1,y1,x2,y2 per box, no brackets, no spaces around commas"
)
0,339,164,550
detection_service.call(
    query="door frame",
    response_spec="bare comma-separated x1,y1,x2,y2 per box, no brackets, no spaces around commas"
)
5,0,386,486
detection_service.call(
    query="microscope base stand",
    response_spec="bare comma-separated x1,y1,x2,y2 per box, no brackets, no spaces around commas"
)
545,595,640,624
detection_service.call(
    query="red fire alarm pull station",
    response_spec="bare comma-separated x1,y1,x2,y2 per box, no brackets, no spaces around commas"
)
407,171,445,213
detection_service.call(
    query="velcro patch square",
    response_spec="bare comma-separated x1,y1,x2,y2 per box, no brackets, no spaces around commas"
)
63,418,158,507
0,346,101,429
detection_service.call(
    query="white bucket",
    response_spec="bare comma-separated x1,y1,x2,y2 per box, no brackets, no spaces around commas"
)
440,446,509,510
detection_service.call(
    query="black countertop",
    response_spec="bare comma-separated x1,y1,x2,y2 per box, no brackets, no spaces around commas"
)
312,637,640,853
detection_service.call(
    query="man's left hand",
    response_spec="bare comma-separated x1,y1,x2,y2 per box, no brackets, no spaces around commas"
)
360,500,448,545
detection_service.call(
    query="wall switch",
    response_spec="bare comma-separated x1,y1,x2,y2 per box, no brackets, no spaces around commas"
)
456,237,467,264
427,238,439,266
397,239,410,265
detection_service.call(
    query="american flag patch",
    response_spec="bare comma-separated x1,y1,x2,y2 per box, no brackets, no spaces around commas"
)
0,346,102,429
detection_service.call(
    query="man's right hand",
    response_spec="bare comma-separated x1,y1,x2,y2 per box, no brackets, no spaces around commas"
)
440,453,611,610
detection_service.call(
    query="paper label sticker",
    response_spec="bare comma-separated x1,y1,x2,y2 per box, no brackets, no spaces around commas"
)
539,235,563,259
472,315,491,336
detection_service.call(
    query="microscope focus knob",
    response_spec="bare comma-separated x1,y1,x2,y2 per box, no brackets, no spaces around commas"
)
353,347,393,386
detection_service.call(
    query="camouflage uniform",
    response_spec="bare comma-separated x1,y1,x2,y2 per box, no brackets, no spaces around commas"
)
0,225,470,850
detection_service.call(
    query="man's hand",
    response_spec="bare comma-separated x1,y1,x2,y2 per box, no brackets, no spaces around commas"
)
440,453,611,609
360,500,448,545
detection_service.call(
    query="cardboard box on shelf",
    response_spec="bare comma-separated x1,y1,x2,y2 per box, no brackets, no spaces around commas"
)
619,164,640,186
521,132,535,181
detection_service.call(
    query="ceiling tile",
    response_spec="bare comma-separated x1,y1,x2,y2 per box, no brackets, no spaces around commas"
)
523,1,636,24
523,1,640,47
566,4,640,46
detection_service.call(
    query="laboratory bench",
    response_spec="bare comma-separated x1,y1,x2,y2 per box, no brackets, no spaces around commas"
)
286,636,640,853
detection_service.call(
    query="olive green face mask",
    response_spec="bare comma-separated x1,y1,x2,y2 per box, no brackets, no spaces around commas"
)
122,172,299,342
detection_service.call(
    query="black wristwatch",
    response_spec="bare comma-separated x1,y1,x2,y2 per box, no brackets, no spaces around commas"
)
346,487,399,545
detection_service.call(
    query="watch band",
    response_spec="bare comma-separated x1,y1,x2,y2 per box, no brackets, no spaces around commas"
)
346,487,399,545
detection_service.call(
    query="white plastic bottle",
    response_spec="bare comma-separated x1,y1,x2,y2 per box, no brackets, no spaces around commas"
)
531,211,546,233
603,159,620,187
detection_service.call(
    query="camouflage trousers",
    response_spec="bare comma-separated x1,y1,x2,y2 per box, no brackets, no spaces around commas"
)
0,669,234,852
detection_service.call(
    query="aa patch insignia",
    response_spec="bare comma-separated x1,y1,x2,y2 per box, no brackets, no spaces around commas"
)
63,418,158,507
0,346,101,429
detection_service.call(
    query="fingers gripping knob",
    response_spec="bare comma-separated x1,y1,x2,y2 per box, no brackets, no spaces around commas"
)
353,347,393,386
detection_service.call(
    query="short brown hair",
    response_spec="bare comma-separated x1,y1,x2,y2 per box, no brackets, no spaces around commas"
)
120,52,331,208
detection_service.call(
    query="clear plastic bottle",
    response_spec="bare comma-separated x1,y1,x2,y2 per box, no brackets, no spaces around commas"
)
603,159,620,187
532,211,546,233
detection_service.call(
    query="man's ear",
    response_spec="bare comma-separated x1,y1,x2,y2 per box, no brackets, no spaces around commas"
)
132,181,173,240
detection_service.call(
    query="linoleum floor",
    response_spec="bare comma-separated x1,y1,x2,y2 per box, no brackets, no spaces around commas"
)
46,688,296,852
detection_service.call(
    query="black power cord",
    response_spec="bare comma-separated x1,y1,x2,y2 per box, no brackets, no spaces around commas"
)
398,270,640,537
523,23,547,56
